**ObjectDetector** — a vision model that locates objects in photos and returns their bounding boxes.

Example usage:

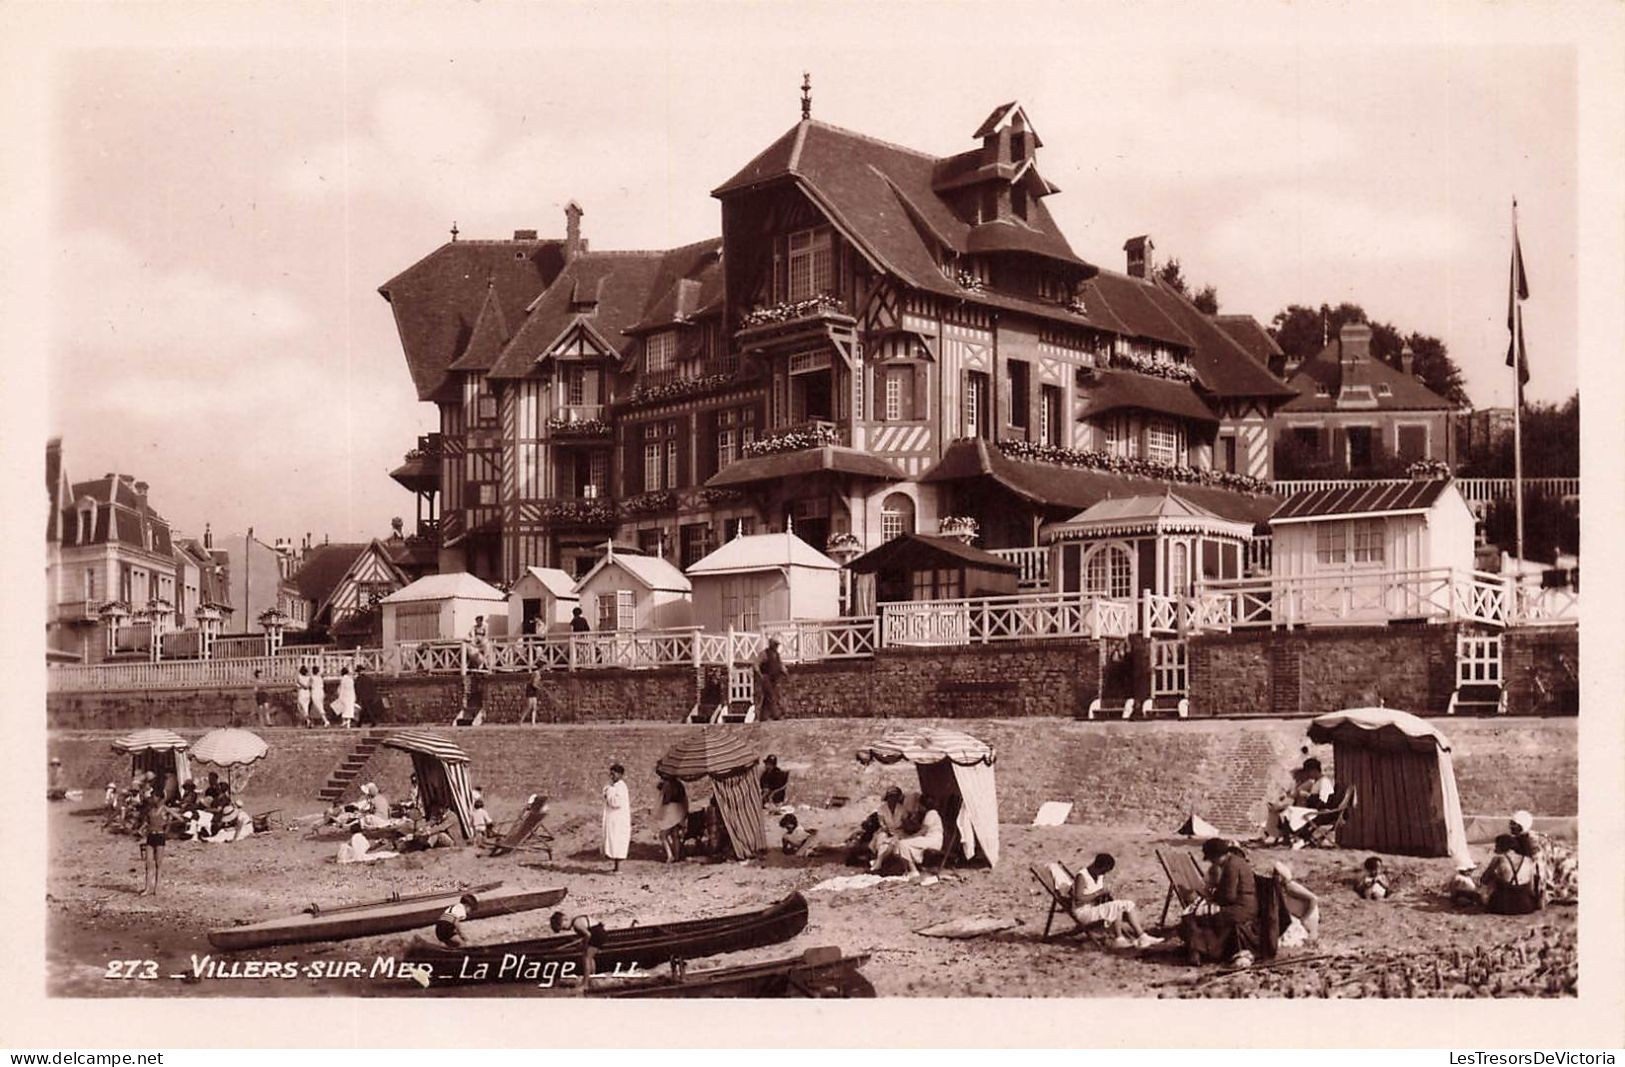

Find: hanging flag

[1506,210,1530,387]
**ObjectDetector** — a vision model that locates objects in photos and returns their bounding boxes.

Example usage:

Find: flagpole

[1511,198,1526,571]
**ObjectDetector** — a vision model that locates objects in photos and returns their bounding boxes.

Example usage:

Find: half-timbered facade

[381,101,1294,588]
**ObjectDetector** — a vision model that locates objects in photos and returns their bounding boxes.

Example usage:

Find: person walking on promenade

[310,663,328,726]
[334,666,358,728]
[253,670,273,727]
[295,666,314,727]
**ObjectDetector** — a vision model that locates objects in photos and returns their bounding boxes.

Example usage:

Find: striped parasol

[656,728,759,781]
[110,728,189,754]
[381,731,470,763]
[191,728,270,768]
[856,727,995,767]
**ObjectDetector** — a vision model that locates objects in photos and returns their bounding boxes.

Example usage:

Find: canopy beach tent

[111,728,190,787]
[856,727,999,867]
[190,728,269,793]
[1306,707,1471,867]
[380,731,477,841]
[655,729,766,860]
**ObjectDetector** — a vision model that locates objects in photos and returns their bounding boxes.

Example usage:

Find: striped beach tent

[382,731,476,841]
[857,727,999,867]
[1307,708,1471,867]
[655,729,765,860]
[111,728,191,786]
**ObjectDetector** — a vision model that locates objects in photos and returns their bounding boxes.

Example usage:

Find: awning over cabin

[1075,370,1219,428]
[705,446,908,489]
[920,438,1279,527]
[1271,479,1452,524]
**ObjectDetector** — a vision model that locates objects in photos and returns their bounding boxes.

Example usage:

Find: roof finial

[800,72,812,121]
[450,220,460,242]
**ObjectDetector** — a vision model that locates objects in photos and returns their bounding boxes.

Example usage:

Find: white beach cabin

[686,531,842,631]
[573,547,693,631]
[507,566,581,635]
[380,572,509,649]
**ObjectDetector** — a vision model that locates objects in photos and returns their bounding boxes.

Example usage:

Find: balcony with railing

[547,406,611,438]
[989,547,1049,591]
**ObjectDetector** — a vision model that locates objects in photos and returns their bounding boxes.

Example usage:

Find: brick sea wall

[49,717,1579,837]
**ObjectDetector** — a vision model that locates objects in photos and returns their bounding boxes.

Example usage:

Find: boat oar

[305,880,504,917]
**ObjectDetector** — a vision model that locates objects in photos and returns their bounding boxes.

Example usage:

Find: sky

[18,3,1600,546]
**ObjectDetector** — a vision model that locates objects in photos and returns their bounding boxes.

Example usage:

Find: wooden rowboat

[592,946,874,998]
[208,882,566,951]
[406,891,809,986]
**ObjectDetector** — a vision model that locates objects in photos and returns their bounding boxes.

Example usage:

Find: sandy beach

[48,785,1576,999]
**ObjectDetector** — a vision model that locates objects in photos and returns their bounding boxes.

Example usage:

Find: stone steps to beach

[315,730,389,804]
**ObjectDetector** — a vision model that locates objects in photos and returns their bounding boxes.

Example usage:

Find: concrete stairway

[316,729,390,805]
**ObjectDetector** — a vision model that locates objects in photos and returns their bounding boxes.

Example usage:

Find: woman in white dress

[295,666,313,727]
[333,667,358,728]
[601,763,631,873]
[309,664,327,725]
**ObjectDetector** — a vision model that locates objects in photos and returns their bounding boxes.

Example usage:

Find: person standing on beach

[601,763,630,873]
[138,793,171,896]
[524,668,543,724]
[253,670,273,727]
[295,666,312,727]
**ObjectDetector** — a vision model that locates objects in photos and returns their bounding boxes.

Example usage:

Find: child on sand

[138,794,171,896]
[435,893,478,947]
[1356,856,1391,899]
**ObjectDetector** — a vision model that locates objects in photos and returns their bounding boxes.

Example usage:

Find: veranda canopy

[1307,707,1470,866]
[111,728,190,786]
[856,727,1000,867]
[381,731,476,841]
[656,729,766,860]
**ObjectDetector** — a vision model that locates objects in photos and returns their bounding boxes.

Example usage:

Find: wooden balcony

[735,296,858,363]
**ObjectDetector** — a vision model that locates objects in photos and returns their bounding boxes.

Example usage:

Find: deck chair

[1156,848,1210,928]
[1030,863,1109,944]
[1304,783,1357,849]
[484,796,554,859]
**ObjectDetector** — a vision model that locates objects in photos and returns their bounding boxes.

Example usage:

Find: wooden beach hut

[686,531,841,632]
[1306,707,1471,866]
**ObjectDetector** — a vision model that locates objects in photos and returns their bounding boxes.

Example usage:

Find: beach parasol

[656,728,758,780]
[855,726,995,767]
[655,729,764,859]
[191,728,270,792]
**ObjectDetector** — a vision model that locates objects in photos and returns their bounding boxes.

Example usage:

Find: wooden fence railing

[879,592,1134,647]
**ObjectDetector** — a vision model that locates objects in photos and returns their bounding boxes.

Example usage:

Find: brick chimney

[1338,322,1372,365]
[1400,343,1415,377]
[1124,235,1154,279]
[565,201,584,262]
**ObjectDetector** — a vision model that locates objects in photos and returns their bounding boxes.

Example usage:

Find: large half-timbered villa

[379,103,1295,590]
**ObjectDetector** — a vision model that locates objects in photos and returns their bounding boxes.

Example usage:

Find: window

[1316,524,1347,565]
[588,452,609,497]
[643,442,663,492]
[879,365,916,421]
[1039,385,1063,447]
[84,567,96,603]
[723,578,762,631]
[1352,520,1385,564]
[1147,419,1179,465]
[597,592,618,632]
[680,523,711,569]
[787,228,833,301]
[478,484,497,506]
[1346,426,1375,469]
[1084,545,1133,598]
[965,371,990,438]
[884,370,903,421]
[880,493,915,541]
[1102,418,1120,455]
[666,436,679,488]
[566,366,585,406]
[645,332,675,374]
[716,427,737,469]
[1293,426,1322,454]
[1218,435,1238,474]
[638,528,664,557]
[1006,360,1030,429]
[911,567,962,601]
[1396,424,1428,462]
[1169,543,1189,597]
[1376,383,1393,397]
[1314,382,1331,397]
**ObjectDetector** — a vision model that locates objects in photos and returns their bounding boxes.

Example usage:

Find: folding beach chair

[1304,783,1358,849]
[1030,863,1109,945]
[484,796,554,859]
[1156,848,1210,928]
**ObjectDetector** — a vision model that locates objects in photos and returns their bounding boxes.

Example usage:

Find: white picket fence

[1192,567,1531,630]
[878,591,1134,647]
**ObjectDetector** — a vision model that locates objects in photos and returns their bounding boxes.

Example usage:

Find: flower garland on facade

[546,416,612,438]
[700,487,749,506]
[622,372,734,410]
[538,499,617,525]
[739,294,847,328]
[1406,458,1453,481]
[955,269,985,292]
[1106,350,1200,383]
[741,423,840,458]
[824,531,862,553]
[937,516,980,542]
[994,438,1272,494]
[620,490,679,516]
[95,600,133,618]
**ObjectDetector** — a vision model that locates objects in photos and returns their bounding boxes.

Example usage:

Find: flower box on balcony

[538,499,618,526]
[1106,350,1200,383]
[620,490,679,516]
[739,294,849,330]
[622,372,735,410]
[742,423,841,458]
[547,417,612,438]
[994,438,1272,494]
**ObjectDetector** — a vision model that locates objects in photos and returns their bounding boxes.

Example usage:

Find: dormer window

[646,331,676,374]
[1377,383,1393,397]
[786,228,833,301]
[1011,185,1028,221]
[76,502,95,544]
[1315,383,1331,397]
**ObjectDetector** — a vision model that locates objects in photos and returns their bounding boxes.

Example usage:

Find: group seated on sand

[106,770,256,844]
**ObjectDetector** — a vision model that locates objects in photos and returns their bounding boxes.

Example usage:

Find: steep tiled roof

[624,240,725,334]
[292,542,371,604]
[61,475,174,555]
[1077,370,1219,427]
[1281,336,1453,412]
[487,242,721,379]
[378,237,568,400]
[1212,314,1284,367]
[1140,280,1296,401]
[447,282,514,373]
[712,120,1091,289]
[1078,271,1192,348]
